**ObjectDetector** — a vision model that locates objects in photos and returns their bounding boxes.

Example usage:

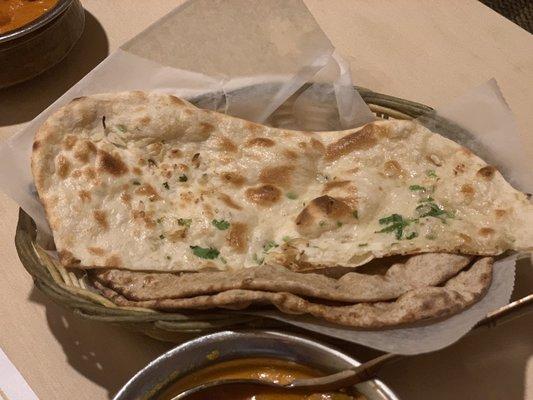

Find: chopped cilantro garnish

[282,236,292,243]
[358,243,368,247]
[416,202,454,221]
[319,220,326,227]
[159,234,165,239]
[426,234,437,240]
[409,185,426,191]
[166,255,171,260]
[220,256,227,264]
[179,174,188,182]
[156,218,163,223]
[377,213,410,240]
[352,210,358,219]
[426,169,438,178]
[212,219,230,230]
[419,197,435,203]
[405,232,418,240]
[163,182,170,190]
[336,221,343,227]
[286,192,298,200]
[132,180,141,185]
[178,218,192,227]
[116,124,127,133]
[263,240,278,252]
[190,246,219,259]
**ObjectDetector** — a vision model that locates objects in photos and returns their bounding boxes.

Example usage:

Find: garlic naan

[32,92,533,271]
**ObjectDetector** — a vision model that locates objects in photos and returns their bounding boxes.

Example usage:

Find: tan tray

[15,85,533,342]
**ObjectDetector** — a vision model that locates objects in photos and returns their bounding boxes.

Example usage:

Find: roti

[31,92,533,272]
[91,256,494,329]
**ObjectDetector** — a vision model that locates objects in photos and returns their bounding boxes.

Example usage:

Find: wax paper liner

[0,0,522,354]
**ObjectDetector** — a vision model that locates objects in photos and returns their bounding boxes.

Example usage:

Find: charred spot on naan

[283,149,299,160]
[479,227,495,237]
[168,229,188,242]
[93,210,109,230]
[246,137,275,147]
[120,192,132,206]
[169,148,182,158]
[309,138,325,154]
[227,222,249,253]
[259,165,294,187]
[88,247,106,256]
[132,210,156,228]
[220,172,246,187]
[454,163,466,175]
[216,136,238,152]
[218,193,242,210]
[325,124,378,161]
[382,160,405,178]
[477,166,497,180]
[73,140,97,163]
[322,181,358,208]
[135,184,161,202]
[494,209,507,218]
[97,150,128,176]
[245,184,282,206]
[105,255,123,268]
[84,167,97,180]
[58,250,81,266]
[62,135,78,150]
[296,195,354,238]
[460,184,475,203]
[56,155,71,179]
[78,190,91,202]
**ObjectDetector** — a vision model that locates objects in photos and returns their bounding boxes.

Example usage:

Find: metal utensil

[171,353,402,399]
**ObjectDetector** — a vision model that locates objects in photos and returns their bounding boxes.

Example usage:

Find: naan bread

[91,257,493,329]
[32,92,532,271]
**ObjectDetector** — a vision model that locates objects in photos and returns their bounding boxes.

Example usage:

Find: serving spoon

[171,352,402,399]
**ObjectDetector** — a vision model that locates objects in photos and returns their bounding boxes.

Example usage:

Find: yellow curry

[158,358,366,400]
[0,0,58,34]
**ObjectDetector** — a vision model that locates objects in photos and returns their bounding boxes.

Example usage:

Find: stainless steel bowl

[0,0,85,88]
[113,330,399,400]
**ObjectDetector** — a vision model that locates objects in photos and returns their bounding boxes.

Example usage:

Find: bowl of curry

[0,0,84,88]
[113,331,399,400]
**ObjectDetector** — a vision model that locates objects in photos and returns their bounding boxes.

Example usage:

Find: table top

[0,1,532,399]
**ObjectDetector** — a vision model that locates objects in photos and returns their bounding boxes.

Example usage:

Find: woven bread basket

[15,85,433,342]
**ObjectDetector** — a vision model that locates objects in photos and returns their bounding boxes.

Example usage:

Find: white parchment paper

[0,0,521,354]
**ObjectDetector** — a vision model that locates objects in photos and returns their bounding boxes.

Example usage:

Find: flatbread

[91,257,493,329]
[32,92,533,271]
[91,253,473,302]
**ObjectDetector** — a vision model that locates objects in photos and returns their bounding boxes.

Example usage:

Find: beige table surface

[1,1,532,399]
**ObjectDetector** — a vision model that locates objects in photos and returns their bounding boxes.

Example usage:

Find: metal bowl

[0,0,85,88]
[113,330,399,400]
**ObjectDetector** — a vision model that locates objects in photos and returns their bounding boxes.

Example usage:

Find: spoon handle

[287,353,403,392]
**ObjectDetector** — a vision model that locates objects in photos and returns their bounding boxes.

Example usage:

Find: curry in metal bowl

[0,0,59,34]
[113,331,398,400]
[158,358,364,400]
[0,0,84,88]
